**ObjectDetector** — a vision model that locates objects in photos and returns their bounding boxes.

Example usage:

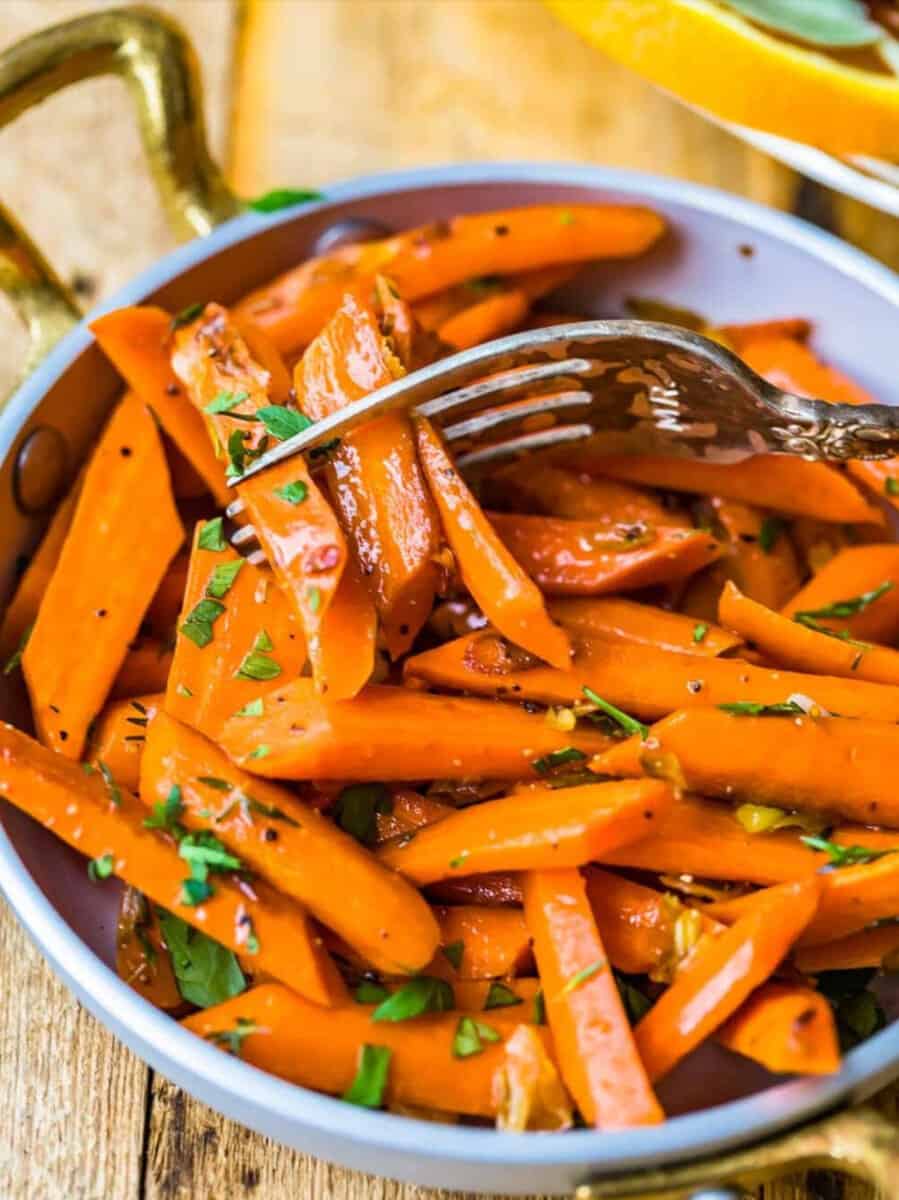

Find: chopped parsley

[235,651,281,682]
[559,958,606,996]
[97,761,122,807]
[253,630,273,652]
[247,745,270,760]
[246,188,323,214]
[484,982,522,1010]
[143,785,186,836]
[204,390,249,415]
[3,623,32,675]
[795,581,893,623]
[448,851,470,870]
[719,700,804,717]
[256,406,313,441]
[451,1016,500,1058]
[157,910,246,1007]
[306,585,322,614]
[274,480,308,505]
[533,746,587,775]
[801,835,893,868]
[87,853,114,882]
[582,686,648,739]
[206,559,244,599]
[246,798,300,827]
[196,776,232,791]
[197,517,226,552]
[758,516,785,555]
[442,940,465,971]
[692,622,709,644]
[355,980,391,1005]
[371,976,454,1023]
[180,597,226,648]
[343,1044,392,1108]
[170,302,204,330]
[233,698,264,718]
[334,783,392,845]
[206,1017,260,1056]
[533,988,546,1026]
[176,683,193,698]
[886,477,899,497]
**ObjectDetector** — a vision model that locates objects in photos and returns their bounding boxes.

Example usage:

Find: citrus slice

[542,0,899,157]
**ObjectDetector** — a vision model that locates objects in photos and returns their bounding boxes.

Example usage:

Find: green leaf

[87,853,114,882]
[886,477,899,498]
[484,982,522,1010]
[448,851,469,870]
[179,832,242,873]
[206,1017,260,1056]
[794,581,893,622]
[248,744,270,760]
[758,516,785,555]
[181,877,214,906]
[533,746,587,775]
[198,517,226,552]
[97,761,122,808]
[170,302,204,330]
[559,958,606,996]
[692,622,709,645]
[157,910,246,1007]
[254,629,273,652]
[246,797,300,827]
[274,480,309,505]
[442,940,465,970]
[204,390,249,415]
[143,785,185,835]
[451,1016,500,1058]
[196,776,232,791]
[256,406,314,441]
[372,976,454,1023]
[247,188,324,214]
[582,687,648,739]
[3,622,32,675]
[233,698,264,718]
[180,598,226,648]
[306,585,322,614]
[342,1044,391,1108]
[533,988,546,1026]
[235,651,281,682]
[720,0,882,47]
[176,683,193,698]
[206,559,244,599]
[334,783,392,844]
[801,835,894,868]
[719,700,804,717]
[354,980,391,1005]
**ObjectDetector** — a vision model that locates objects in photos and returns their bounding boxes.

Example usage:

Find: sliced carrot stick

[23,392,183,757]
[794,924,899,973]
[298,290,440,657]
[374,791,454,843]
[549,596,742,657]
[597,706,899,829]
[110,639,174,700]
[87,693,162,792]
[90,308,229,504]
[438,290,529,350]
[716,983,839,1076]
[429,907,533,980]
[414,265,578,336]
[416,419,570,668]
[144,552,190,642]
[489,512,722,595]
[719,318,813,352]
[781,545,899,643]
[720,579,899,686]
[141,711,439,974]
[378,779,672,886]
[0,474,80,662]
[569,453,883,525]
[0,720,344,1005]
[633,878,821,1082]
[184,983,550,1117]
[235,204,666,353]
[708,497,801,610]
[404,628,899,721]
[219,678,610,781]
[523,868,663,1127]
[116,885,182,1011]
[165,523,306,740]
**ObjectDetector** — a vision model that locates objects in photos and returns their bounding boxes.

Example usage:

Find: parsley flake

[3,623,32,675]
[180,597,226,648]
[274,480,309,505]
[207,559,244,599]
[248,745,270,760]
[886,477,899,497]
[801,835,894,868]
[97,761,122,807]
[795,581,893,623]
[157,910,246,1007]
[87,853,114,882]
[582,687,648,739]
[484,982,522,1010]
[559,958,606,996]
[235,651,281,682]
[206,1017,259,1056]
[170,302,204,330]
[442,940,465,971]
[719,700,804,717]
[197,517,226,552]
[533,746,587,775]
[355,980,390,1005]
[372,976,454,1023]
[343,1044,392,1108]
[204,390,249,415]
[334,783,392,845]
[143,785,185,835]
[692,622,709,644]
[452,1016,500,1058]
[246,188,323,214]
[758,516,785,555]
[306,586,322,614]
[233,698,264,718]
[256,406,313,441]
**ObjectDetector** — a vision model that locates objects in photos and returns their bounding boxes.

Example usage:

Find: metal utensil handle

[575,1105,899,1198]
[0,6,241,386]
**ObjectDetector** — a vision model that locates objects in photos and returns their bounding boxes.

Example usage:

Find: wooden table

[1,2,896,1196]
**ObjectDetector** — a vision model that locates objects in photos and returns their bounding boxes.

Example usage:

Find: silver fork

[226,319,899,553]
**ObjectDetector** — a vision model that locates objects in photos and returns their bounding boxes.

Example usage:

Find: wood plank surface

[2,1,897,1198]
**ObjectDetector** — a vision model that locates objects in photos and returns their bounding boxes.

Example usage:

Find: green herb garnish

[886,477,899,498]
[448,851,470,870]
[484,982,522,1010]
[246,798,300,827]
[442,940,465,971]
[3,623,32,675]
[235,651,281,682]
[143,785,185,835]
[207,559,244,599]
[233,698,264,718]
[451,1016,500,1058]
[692,622,709,644]
[196,776,232,791]
[204,390,249,415]
[206,1017,259,1056]
[247,745,270,760]
[533,988,546,1025]
[180,597,226,648]
[157,910,246,1007]
[795,581,893,623]
[616,973,653,1024]
[342,1044,392,1108]
[176,683,194,698]
[801,835,893,868]
[533,746,588,775]
[246,188,323,214]
[97,761,122,807]
[582,687,648,739]
[256,406,314,441]
[334,783,392,845]
[371,976,455,1023]
[355,980,391,1006]
[559,958,606,996]
[306,585,322,614]
[197,517,226,552]
[170,302,204,330]
[758,516,785,555]
[274,480,309,505]
[719,700,804,717]
[87,853,114,882]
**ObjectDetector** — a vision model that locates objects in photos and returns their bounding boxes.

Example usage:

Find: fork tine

[442,389,592,443]
[417,358,593,424]
[226,497,245,520]
[455,424,595,470]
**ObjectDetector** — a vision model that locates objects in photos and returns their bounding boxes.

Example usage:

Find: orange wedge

[543,0,899,158]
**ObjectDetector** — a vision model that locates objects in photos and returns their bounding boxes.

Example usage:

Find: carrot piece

[378,780,673,886]
[602,794,826,884]
[487,460,687,527]
[720,579,899,686]
[144,552,190,642]
[429,906,533,979]
[549,596,742,657]
[90,308,229,504]
[219,678,610,781]
[142,711,439,974]
[404,628,899,721]
[794,924,899,973]
[233,314,293,405]
[116,885,182,1011]
[634,878,821,1082]
[523,868,663,1127]
[183,982,550,1117]
[298,291,440,657]
[414,265,579,335]
[165,524,306,740]
[110,639,174,700]
[570,453,884,525]
[0,720,344,1005]
[719,318,813,352]
[416,418,570,667]
[598,706,899,829]
[781,545,899,643]
[489,513,722,595]
[438,290,530,350]
[716,983,839,1076]
[23,392,183,757]
[708,498,801,610]
[87,693,162,792]
[427,873,524,908]
[235,204,666,353]
[374,790,454,843]
[0,475,80,663]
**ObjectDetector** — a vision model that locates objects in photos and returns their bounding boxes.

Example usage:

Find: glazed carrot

[116,885,182,1011]
[374,791,454,843]
[0,721,344,1005]
[416,419,569,668]
[602,794,826,884]
[708,498,801,610]
[110,639,174,700]
[404,628,899,721]
[598,706,899,829]
[523,868,663,1127]
[633,878,821,1082]
[719,318,812,352]
[549,597,742,657]
[219,678,610,781]
[720,580,899,686]
[414,265,579,335]
[165,524,306,740]
[487,461,686,527]
[90,308,229,504]
[430,907,533,979]
[489,512,722,595]
[184,983,550,1117]
[87,693,162,792]
[235,204,666,353]
[298,291,441,657]
[716,983,839,1076]
[794,924,899,973]
[569,453,883,525]
[781,545,899,643]
[0,475,80,663]
[427,873,524,908]
[144,552,190,642]
[233,314,293,406]
[23,392,183,757]
[378,779,673,886]
[141,711,440,974]
[438,289,530,350]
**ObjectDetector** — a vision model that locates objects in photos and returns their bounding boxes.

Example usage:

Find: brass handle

[0,6,241,384]
[574,1105,899,1199]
